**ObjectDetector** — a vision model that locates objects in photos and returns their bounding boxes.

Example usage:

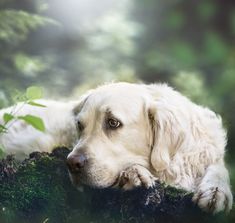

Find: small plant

[0,86,46,158]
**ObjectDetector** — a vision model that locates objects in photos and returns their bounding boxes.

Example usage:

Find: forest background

[0,0,235,188]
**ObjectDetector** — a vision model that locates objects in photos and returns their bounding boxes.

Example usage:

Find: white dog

[0,82,233,214]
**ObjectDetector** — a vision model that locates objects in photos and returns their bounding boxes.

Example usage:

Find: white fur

[0,100,77,159]
[0,82,233,213]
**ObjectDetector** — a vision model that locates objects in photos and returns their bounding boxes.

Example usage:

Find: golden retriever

[0,82,233,214]
[67,82,233,214]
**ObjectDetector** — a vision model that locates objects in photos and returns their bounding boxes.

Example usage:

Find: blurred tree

[0,0,56,104]
[131,0,235,81]
[131,0,235,158]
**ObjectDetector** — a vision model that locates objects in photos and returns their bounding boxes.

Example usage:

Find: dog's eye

[108,118,121,129]
[77,121,84,132]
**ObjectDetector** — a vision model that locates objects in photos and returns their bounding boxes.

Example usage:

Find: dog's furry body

[0,82,233,213]
[0,100,77,159]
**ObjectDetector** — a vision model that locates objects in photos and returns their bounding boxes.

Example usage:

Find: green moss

[165,185,190,198]
[0,148,233,223]
[0,151,70,223]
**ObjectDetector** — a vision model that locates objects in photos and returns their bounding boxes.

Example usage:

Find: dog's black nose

[66,154,87,173]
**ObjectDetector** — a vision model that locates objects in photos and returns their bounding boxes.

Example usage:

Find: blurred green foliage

[0,86,45,157]
[0,9,55,43]
[0,0,234,191]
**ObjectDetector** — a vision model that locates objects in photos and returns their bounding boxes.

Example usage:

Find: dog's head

[67,82,182,188]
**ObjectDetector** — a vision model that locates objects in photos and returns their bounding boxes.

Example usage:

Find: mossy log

[0,148,234,223]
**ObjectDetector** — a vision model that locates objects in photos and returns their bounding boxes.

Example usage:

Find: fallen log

[0,147,233,223]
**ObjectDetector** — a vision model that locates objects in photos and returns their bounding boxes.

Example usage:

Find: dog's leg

[193,163,233,214]
[117,164,157,190]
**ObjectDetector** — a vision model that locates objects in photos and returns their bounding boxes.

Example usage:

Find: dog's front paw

[193,186,233,214]
[118,164,157,190]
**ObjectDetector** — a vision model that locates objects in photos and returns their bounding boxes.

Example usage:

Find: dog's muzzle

[66,153,87,174]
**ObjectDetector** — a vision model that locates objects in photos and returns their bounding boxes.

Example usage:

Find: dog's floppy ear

[148,100,185,171]
[72,90,94,115]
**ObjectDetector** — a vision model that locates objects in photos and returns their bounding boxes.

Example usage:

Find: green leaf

[12,90,27,103]
[27,101,46,107]
[0,124,7,133]
[26,86,43,100]
[18,115,45,132]
[0,145,4,159]
[3,113,14,124]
